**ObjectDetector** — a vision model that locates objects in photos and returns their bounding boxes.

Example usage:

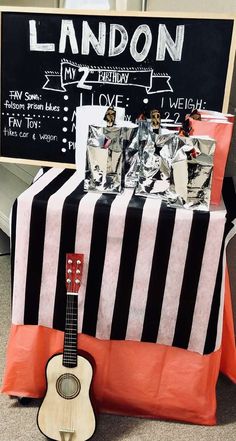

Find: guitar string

[68,273,78,433]
[65,283,72,433]
[65,259,80,434]
[73,291,77,433]
[66,288,70,433]
[67,292,71,433]
[74,291,78,434]
[69,292,74,433]
[68,291,74,433]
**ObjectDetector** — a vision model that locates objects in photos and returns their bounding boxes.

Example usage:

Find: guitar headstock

[65,253,84,294]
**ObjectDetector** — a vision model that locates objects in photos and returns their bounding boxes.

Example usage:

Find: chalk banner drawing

[0,10,234,165]
[44,61,173,94]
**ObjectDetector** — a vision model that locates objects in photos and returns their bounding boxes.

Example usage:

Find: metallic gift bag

[135,132,176,196]
[169,136,216,210]
[135,134,215,211]
[124,119,155,188]
[124,110,162,188]
[84,125,125,194]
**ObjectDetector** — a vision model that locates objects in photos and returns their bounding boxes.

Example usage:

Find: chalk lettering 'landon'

[29,20,185,63]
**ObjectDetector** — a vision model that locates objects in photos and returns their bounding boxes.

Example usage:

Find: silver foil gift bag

[124,109,162,188]
[135,132,176,196]
[84,125,125,194]
[169,136,216,210]
[135,134,215,210]
[124,118,158,188]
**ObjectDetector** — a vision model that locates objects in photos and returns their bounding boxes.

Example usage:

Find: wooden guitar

[37,253,96,441]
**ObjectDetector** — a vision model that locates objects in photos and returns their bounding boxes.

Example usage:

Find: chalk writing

[29,19,185,63]
[44,61,173,94]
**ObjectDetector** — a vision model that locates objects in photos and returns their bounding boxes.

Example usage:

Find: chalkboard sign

[0,7,236,167]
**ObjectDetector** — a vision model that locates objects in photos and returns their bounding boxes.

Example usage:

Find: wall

[147,0,236,13]
[0,163,39,235]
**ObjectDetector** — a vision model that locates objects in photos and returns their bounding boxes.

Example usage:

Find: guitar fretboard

[63,293,78,368]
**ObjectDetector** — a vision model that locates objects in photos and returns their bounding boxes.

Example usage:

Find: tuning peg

[76,259,81,265]
[66,278,71,283]
[76,269,81,274]
[75,279,80,284]
[67,269,72,274]
[68,259,72,264]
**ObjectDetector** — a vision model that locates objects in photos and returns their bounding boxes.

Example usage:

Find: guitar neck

[63,293,78,368]
[63,253,83,368]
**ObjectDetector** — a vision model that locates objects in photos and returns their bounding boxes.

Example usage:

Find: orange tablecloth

[2,269,236,425]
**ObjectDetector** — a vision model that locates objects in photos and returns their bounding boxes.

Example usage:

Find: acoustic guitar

[37,253,96,441]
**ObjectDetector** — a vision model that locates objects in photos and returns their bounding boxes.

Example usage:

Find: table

[1,169,236,425]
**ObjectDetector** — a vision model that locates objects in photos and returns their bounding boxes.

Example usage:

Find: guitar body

[37,353,96,441]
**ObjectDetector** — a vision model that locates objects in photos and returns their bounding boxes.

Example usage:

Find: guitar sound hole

[56,373,81,399]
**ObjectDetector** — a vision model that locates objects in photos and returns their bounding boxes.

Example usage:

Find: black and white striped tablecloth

[10,168,235,355]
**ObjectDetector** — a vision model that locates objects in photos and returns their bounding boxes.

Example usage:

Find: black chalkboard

[0,8,235,166]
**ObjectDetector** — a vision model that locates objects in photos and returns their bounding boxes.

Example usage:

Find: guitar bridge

[59,429,75,441]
